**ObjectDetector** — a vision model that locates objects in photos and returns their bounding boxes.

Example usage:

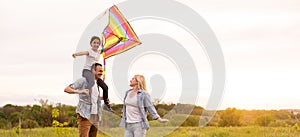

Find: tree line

[1,99,300,129]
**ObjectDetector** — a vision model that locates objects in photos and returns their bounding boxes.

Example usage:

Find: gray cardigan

[119,89,160,130]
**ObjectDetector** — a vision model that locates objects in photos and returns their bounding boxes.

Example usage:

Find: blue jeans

[124,122,146,137]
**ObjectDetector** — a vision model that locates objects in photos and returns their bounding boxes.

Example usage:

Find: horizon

[1,99,299,111]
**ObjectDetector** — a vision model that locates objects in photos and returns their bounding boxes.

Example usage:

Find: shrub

[219,108,243,127]
[268,120,288,127]
[254,114,275,126]
[21,119,39,128]
[293,123,299,130]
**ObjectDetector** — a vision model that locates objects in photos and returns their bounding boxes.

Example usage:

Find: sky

[0,0,299,110]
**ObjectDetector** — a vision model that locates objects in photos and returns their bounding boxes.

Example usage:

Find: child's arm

[72,51,89,58]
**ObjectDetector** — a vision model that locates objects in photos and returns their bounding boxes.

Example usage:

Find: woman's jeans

[124,122,146,137]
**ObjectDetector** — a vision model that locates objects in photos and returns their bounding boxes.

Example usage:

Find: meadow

[2,102,300,136]
[1,126,300,137]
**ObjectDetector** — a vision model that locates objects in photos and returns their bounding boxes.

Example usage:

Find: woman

[120,75,169,137]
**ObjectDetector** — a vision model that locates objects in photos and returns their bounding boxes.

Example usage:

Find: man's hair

[91,63,102,70]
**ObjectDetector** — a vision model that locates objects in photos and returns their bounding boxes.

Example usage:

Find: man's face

[94,65,103,80]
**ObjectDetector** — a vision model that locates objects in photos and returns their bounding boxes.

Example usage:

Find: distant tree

[39,106,52,127]
[254,114,275,126]
[268,120,288,127]
[111,104,123,115]
[174,104,195,114]
[37,99,49,108]
[296,113,300,120]
[153,98,161,106]
[31,105,41,124]
[21,119,39,128]
[219,108,243,126]
[190,106,204,116]
[273,110,290,120]
[9,112,21,127]
[157,108,167,117]
[181,115,200,126]
[0,118,11,129]
[156,104,175,112]
[3,104,16,118]
[0,111,6,119]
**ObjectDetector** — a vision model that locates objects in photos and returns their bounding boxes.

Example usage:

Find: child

[72,36,121,112]
[72,36,123,87]
[72,36,102,88]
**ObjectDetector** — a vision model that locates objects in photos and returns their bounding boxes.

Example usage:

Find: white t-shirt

[125,91,142,123]
[91,80,100,114]
[84,48,101,70]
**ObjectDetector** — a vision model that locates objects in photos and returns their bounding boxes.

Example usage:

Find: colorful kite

[100,5,141,80]
[102,5,141,59]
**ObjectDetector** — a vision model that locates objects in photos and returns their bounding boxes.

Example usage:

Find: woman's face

[91,39,100,51]
[129,76,138,87]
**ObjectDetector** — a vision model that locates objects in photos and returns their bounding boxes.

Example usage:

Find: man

[64,63,112,137]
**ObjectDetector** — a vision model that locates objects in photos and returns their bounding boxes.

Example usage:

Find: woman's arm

[144,92,169,123]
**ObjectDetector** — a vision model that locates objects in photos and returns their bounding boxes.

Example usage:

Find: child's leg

[82,69,95,89]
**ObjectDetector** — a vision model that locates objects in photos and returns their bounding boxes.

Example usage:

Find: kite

[100,5,141,80]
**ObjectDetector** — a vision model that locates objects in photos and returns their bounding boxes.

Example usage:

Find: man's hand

[74,89,89,95]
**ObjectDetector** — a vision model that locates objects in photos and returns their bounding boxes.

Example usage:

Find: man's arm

[64,86,89,95]
[64,78,89,95]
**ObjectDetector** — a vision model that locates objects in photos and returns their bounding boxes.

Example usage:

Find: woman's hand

[157,117,169,123]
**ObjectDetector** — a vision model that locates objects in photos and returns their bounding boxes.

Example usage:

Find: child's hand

[72,54,76,58]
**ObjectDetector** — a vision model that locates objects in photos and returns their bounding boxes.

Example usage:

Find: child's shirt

[84,48,101,70]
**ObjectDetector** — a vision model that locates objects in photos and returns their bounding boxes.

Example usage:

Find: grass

[165,126,300,137]
[0,126,300,137]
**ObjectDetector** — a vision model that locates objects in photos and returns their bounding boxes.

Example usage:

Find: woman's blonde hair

[134,75,147,91]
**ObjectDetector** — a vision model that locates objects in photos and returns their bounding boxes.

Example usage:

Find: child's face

[91,39,100,50]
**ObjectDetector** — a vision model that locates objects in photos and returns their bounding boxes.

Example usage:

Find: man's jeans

[77,114,98,137]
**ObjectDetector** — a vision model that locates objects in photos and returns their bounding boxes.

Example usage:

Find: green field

[1,126,300,137]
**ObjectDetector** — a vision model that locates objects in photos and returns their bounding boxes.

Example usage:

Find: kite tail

[103,57,106,81]
[101,34,106,81]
